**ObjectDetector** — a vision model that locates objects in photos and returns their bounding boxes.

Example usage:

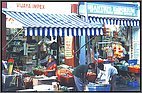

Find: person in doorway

[72,63,96,91]
[45,55,57,77]
[97,63,118,91]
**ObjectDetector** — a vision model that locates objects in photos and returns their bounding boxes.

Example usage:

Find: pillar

[64,4,78,67]
[79,36,86,65]
[2,2,7,60]
[2,13,6,60]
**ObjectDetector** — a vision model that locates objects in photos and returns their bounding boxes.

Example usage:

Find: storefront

[79,2,140,62]
[2,9,103,62]
[78,2,140,91]
[2,2,104,66]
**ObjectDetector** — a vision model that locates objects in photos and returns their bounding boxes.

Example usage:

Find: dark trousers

[110,74,117,91]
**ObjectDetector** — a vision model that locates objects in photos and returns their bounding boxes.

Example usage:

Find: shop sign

[6,2,71,14]
[6,2,46,12]
[65,37,73,59]
[79,2,138,17]
[16,3,45,9]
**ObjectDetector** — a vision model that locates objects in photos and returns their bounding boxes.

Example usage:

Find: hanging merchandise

[86,71,96,82]
[113,43,123,58]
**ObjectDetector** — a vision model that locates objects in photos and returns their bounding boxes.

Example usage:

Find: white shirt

[97,64,118,83]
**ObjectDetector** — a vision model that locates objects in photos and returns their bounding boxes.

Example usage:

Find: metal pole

[85,2,91,63]
[2,28,24,51]
[79,2,88,65]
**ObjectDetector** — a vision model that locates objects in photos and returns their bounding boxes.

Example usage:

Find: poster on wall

[65,37,73,59]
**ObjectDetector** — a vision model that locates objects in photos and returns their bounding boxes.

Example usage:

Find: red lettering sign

[16,3,45,9]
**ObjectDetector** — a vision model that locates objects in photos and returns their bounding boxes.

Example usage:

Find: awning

[81,16,140,26]
[2,10,103,36]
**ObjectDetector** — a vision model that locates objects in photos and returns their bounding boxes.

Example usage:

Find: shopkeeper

[72,63,96,91]
[45,55,57,77]
[97,63,118,91]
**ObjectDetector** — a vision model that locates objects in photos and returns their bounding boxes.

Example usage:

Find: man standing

[97,63,118,91]
[72,63,96,91]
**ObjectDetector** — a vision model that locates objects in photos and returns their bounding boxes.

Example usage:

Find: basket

[23,77,33,89]
[60,74,75,87]
[86,74,96,82]
[56,69,72,81]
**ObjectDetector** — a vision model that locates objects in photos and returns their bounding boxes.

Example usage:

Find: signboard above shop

[6,2,72,14]
[79,2,138,17]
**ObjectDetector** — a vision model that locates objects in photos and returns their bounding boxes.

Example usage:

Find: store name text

[16,3,45,9]
[87,4,136,16]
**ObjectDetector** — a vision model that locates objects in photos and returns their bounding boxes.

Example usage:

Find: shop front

[78,2,140,91]
[79,2,140,60]
[2,8,104,91]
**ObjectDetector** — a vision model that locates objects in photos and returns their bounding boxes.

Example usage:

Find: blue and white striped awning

[2,10,103,36]
[81,16,140,26]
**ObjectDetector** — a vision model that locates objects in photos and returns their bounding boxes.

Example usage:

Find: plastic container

[88,84,111,91]
[128,59,137,65]
[127,81,139,88]
[132,81,139,87]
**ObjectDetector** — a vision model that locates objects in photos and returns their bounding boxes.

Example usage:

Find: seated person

[45,55,57,77]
